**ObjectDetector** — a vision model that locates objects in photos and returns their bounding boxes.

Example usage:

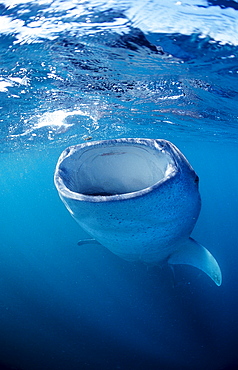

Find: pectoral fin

[78,239,101,246]
[168,237,222,286]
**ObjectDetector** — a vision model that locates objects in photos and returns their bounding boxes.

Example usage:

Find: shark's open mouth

[57,139,175,197]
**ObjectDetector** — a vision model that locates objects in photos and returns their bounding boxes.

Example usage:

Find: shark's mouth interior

[60,143,175,196]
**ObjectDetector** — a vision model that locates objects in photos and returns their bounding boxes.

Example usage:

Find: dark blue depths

[0,1,238,369]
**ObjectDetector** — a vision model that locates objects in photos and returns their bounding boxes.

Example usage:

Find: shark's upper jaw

[56,138,175,199]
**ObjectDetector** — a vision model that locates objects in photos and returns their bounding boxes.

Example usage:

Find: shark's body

[54,138,222,286]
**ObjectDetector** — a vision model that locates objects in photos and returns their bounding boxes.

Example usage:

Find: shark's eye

[194,175,199,184]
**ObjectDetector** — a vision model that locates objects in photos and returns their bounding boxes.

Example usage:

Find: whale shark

[54,138,222,286]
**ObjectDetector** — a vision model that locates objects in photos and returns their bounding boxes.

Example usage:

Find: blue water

[0,1,238,369]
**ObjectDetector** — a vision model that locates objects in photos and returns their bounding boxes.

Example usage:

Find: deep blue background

[0,141,237,370]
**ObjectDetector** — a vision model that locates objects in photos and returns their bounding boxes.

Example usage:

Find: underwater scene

[0,0,238,369]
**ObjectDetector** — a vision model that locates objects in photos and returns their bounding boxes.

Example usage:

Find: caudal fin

[168,237,222,286]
